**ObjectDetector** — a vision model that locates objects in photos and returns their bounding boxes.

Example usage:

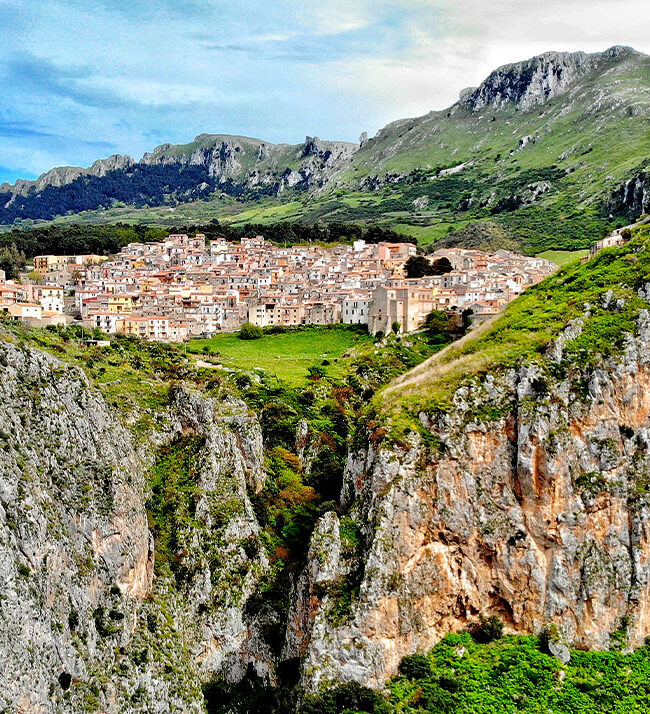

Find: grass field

[187,326,373,385]
[537,249,589,265]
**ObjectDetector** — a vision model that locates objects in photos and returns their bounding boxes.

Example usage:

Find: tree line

[0,220,415,277]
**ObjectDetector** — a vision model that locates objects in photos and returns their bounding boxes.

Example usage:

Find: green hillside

[379,222,650,433]
[3,47,649,254]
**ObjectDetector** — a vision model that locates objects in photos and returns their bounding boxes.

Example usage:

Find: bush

[399,653,431,679]
[239,322,263,340]
[299,681,386,714]
[539,623,562,653]
[471,614,504,643]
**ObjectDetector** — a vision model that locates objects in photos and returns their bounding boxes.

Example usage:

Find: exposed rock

[295,314,650,690]
[548,640,571,664]
[4,155,135,197]
[458,86,478,102]
[0,341,270,712]
[412,196,430,211]
[463,47,636,111]
[607,169,650,218]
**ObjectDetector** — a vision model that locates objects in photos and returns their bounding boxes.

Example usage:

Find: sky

[1,0,648,185]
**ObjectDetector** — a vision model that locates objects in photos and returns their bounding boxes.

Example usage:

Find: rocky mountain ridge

[1,45,648,236]
[460,46,631,111]
[1,135,358,199]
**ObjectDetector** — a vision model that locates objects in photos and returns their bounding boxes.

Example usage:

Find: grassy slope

[538,249,589,266]
[379,225,650,428]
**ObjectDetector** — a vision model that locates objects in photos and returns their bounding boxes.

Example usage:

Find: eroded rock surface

[295,316,650,690]
[0,342,269,712]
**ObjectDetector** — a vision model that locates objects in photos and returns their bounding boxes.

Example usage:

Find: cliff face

[462,46,634,111]
[0,341,270,712]
[140,134,358,194]
[607,169,650,218]
[6,269,650,707]
[293,311,650,690]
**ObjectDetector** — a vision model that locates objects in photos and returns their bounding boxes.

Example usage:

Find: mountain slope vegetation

[2,46,649,254]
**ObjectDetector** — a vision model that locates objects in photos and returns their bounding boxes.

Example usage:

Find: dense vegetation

[0,221,414,264]
[226,327,446,568]
[300,632,650,714]
[0,163,229,224]
[0,223,168,259]
[164,220,415,245]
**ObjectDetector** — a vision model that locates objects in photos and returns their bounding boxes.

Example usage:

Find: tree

[429,257,453,275]
[0,245,26,279]
[391,321,401,334]
[424,309,451,336]
[238,322,263,340]
[405,255,453,278]
[404,255,432,278]
[399,654,430,679]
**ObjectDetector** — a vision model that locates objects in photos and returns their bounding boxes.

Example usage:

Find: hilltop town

[0,233,555,341]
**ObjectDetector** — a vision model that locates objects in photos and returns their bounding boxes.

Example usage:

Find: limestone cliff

[462,46,634,111]
[291,311,650,690]
[607,168,650,219]
[0,340,270,712]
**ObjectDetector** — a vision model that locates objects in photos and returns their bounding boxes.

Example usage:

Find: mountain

[3,218,650,712]
[2,45,649,253]
[0,134,357,224]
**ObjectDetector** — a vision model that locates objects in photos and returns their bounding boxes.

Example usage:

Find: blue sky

[1,0,648,185]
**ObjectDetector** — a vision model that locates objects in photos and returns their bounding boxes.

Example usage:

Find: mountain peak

[462,46,640,111]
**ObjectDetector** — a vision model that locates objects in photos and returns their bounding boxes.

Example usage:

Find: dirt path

[382,314,500,396]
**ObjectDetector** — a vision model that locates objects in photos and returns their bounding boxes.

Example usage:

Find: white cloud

[311,0,650,133]
[292,0,377,35]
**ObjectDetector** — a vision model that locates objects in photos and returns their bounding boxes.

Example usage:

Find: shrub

[299,681,386,714]
[399,653,431,679]
[539,622,562,653]
[239,322,263,340]
[472,614,504,643]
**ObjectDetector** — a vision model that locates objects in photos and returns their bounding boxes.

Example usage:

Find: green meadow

[187,326,373,386]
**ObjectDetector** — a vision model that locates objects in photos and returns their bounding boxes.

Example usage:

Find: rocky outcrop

[2,155,135,197]
[463,46,636,111]
[294,312,650,690]
[0,341,270,712]
[607,169,650,218]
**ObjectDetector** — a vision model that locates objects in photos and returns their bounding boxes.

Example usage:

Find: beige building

[368,283,438,334]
